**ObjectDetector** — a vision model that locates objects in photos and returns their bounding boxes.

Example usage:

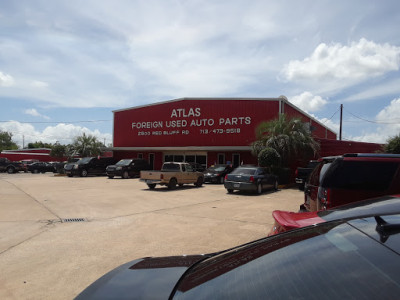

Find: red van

[301,153,400,212]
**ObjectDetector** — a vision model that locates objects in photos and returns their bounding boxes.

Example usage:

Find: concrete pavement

[0,173,303,299]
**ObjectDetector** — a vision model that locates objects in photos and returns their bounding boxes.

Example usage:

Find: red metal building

[112,97,337,170]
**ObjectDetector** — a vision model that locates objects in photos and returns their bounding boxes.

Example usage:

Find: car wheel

[108,175,114,179]
[227,189,234,194]
[81,169,88,177]
[122,171,130,179]
[257,183,262,194]
[147,184,156,190]
[7,167,15,174]
[168,178,177,189]
[219,177,224,184]
[273,180,279,191]
[195,177,203,187]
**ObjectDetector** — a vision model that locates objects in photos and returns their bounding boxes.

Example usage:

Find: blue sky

[1,0,400,147]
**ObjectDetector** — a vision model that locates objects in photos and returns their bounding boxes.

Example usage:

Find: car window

[162,164,180,171]
[308,161,333,185]
[231,168,256,175]
[186,165,194,172]
[323,161,399,190]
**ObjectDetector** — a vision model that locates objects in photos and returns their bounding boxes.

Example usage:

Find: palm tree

[71,133,103,157]
[252,114,319,167]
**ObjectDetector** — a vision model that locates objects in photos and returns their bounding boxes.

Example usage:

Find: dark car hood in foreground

[76,215,400,299]
[75,255,208,299]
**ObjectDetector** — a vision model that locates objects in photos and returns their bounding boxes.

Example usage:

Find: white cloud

[281,38,400,85]
[376,98,400,121]
[0,71,14,86]
[0,122,112,148]
[24,108,50,120]
[289,92,328,112]
[350,98,400,143]
[342,78,400,102]
[30,80,49,88]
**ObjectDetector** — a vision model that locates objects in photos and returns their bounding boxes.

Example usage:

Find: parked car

[224,165,278,194]
[140,162,204,189]
[203,164,233,184]
[20,159,40,172]
[302,153,400,212]
[188,162,206,172]
[76,210,400,299]
[0,157,25,173]
[27,162,56,173]
[295,160,318,190]
[64,157,117,177]
[106,159,151,179]
[270,194,400,235]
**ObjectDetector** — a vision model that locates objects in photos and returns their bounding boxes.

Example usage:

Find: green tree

[384,134,400,154]
[70,133,103,157]
[252,114,319,167]
[0,130,19,151]
[27,141,53,149]
[50,143,68,158]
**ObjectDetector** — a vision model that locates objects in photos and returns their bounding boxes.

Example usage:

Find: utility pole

[339,104,343,141]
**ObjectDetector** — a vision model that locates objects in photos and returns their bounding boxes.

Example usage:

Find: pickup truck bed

[140,162,204,189]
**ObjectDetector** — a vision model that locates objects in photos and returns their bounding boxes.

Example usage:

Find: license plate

[234,183,240,188]
[146,180,158,184]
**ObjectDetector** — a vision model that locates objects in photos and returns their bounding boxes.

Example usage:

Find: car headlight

[73,164,79,169]
[116,167,122,170]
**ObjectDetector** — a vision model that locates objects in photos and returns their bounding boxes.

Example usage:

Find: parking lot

[0,172,303,299]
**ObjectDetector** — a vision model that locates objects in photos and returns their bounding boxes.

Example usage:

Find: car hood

[75,255,207,299]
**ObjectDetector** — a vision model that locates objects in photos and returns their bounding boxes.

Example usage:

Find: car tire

[122,171,129,179]
[257,183,262,194]
[147,184,156,190]
[273,180,278,191]
[227,189,233,194]
[7,167,15,174]
[168,178,177,189]
[81,169,88,177]
[195,177,203,187]
[108,175,114,179]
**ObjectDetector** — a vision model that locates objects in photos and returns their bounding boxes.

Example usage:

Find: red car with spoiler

[269,195,400,235]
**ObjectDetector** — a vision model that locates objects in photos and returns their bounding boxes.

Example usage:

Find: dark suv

[106,158,151,179]
[301,153,400,212]
[65,157,117,177]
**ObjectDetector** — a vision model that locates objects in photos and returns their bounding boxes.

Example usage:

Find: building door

[149,153,155,170]
[233,154,240,168]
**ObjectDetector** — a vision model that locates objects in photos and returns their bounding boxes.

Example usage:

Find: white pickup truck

[140,162,204,190]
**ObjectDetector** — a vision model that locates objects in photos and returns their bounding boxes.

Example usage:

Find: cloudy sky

[1,0,400,147]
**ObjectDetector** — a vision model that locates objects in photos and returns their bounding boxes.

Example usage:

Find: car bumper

[107,170,123,177]
[224,181,256,192]
[204,176,219,183]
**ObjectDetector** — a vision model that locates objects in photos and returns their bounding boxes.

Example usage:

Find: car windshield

[207,166,226,172]
[116,159,133,166]
[77,157,93,164]
[231,168,256,175]
[173,218,400,299]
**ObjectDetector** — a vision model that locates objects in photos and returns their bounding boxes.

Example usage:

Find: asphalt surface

[0,172,304,299]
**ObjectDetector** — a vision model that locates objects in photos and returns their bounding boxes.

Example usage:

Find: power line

[345,109,400,125]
